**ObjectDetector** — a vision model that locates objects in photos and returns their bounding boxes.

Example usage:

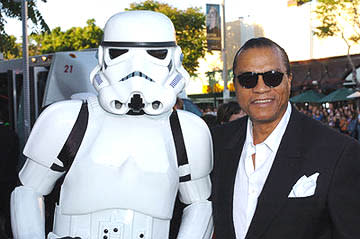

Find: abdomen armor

[54,110,179,238]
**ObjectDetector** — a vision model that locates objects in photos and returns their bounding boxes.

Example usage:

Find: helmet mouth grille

[128,94,145,112]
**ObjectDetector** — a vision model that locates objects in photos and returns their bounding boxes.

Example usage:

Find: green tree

[1,34,21,59]
[30,19,103,55]
[0,0,49,59]
[305,0,360,84]
[126,0,207,77]
[313,0,360,43]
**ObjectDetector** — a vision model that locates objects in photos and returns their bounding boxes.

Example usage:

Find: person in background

[174,97,184,110]
[334,112,341,131]
[339,115,349,134]
[347,112,358,139]
[0,120,18,239]
[357,110,360,141]
[312,109,323,121]
[216,101,246,124]
[203,105,217,116]
[201,114,217,128]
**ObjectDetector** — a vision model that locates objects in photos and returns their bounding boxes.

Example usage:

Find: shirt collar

[246,102,292,152]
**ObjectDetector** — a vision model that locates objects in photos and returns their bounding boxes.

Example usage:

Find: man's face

[234,47,291,125]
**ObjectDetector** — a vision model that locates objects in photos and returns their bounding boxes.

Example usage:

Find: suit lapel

[245,109,305,239]
[214,117,247,237]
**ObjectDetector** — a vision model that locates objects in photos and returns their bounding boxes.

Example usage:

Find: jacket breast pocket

[284,195,324,215]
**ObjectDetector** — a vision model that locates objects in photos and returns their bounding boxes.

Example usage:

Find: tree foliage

[0,0,49,58]
[1,34,21,59]
[126,0,207,76]
[311,0,360,83]
[313,0,360,45]
[3,0,207,77]
[30,19,103,55]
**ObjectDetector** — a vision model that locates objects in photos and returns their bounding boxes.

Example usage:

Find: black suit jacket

[211,106,360,239]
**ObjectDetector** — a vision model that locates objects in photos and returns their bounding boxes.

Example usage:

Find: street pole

[309,1,314,59]
[21,0,31,141]
[221,0,230,102]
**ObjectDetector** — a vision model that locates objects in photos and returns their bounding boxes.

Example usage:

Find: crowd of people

[198,101,360,141]
[295,103,360,140]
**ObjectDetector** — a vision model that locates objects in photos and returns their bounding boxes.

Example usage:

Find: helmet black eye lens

[109,49,129,59]
[147,49,168,60]
[237,71,284,89]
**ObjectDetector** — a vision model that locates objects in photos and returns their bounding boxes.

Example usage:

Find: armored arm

[176,111,213,239]
[11,100,84,239]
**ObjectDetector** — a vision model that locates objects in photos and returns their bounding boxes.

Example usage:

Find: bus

[0,49,98,162]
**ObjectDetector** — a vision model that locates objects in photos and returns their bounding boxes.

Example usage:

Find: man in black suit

[211,37,360,239]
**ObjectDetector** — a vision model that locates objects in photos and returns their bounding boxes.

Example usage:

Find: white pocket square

[288,172,319,198]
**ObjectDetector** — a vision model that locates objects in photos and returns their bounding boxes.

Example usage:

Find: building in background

[189,0,360,96]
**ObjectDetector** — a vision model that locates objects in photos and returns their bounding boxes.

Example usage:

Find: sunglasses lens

[263,71,284,87]
[237,73,258,88]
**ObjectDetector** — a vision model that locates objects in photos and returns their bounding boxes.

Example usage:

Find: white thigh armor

[11,97,213,239]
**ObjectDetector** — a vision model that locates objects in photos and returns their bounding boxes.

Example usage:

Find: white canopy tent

[347,91,360,99]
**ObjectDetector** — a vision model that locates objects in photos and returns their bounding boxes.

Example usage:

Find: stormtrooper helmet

[90,10,190,115]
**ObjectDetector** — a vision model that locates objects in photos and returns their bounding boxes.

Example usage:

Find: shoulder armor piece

[23,100,84,168]
[176,110,213,179]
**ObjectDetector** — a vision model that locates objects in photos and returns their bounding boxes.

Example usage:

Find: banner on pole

[206,4,221,51]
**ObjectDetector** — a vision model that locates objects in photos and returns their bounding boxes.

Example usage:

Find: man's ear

[286,73,292,98]
[287,73,292,88]
[233,69,238,89]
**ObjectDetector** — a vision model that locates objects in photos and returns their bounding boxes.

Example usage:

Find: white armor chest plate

[59,111,179,219]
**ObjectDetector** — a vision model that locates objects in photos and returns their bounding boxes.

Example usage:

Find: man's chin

[248,107,287,125]
[248,113,280,125]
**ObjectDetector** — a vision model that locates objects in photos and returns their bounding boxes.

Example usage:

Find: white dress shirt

[233,103,292,239]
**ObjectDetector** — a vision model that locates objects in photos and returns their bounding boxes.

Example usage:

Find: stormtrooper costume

[10,11,213,239]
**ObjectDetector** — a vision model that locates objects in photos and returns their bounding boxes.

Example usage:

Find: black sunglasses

[236,70,284,89]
